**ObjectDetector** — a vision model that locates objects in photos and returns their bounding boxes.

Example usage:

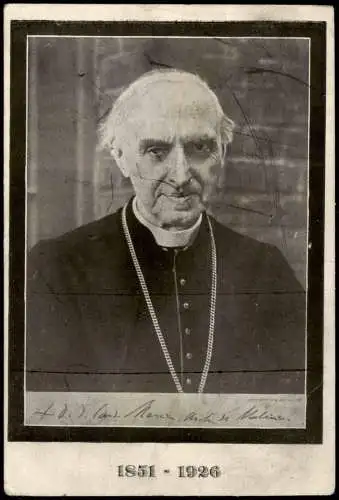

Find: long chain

[121,203,217,393]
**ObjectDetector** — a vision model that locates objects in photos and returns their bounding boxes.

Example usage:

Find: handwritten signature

[29,398,290,425]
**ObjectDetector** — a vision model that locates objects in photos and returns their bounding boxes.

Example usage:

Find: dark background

[27,36,309,287]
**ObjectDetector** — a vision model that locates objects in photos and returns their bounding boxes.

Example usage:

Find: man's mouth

[162,193,198,210]
[167,194,193,203]
[169,194,190,199]
[164,192,197,199]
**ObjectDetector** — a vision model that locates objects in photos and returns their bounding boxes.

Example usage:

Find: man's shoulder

[29,207,124,263]
[211,215,275,256]
[210,215,303,291]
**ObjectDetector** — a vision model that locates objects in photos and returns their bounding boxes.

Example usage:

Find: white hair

[98,68,235,151]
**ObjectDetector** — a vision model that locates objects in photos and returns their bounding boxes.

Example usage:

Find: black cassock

[27,198,306,393]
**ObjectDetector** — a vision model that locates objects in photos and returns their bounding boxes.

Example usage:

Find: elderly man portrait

[26,67,306,394]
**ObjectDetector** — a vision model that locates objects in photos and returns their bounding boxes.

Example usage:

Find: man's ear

[110,143,129,178]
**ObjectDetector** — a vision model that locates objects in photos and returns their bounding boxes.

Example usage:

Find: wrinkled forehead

[124,80,222,141]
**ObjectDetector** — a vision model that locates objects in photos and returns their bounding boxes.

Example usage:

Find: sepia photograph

[24,35,309,427]
[4,5,334,497]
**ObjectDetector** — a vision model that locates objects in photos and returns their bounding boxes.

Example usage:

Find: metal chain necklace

[121,203,217,393]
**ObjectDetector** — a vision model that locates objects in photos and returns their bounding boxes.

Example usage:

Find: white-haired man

[27,69,305,394]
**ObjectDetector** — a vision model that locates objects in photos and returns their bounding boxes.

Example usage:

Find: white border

[28,35,310,38]
[305,37,311,402]
[4,5,334,496]
[2,4,334,22]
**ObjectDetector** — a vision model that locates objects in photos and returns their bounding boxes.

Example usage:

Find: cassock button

[186,352,192,360]
[185,327,191,335]
[183,302,190,310]
[179,278,186,286]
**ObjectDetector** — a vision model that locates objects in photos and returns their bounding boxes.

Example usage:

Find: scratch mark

[245,67,309,88]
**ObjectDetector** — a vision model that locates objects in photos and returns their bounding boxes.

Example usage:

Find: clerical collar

[132,197,202,249]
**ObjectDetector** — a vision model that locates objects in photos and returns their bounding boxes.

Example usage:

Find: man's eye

[196,143,209,152]
[146,147,168,160]
[188,141,214,155]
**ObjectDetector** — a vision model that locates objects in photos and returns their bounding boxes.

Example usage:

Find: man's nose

[168,146,191,188]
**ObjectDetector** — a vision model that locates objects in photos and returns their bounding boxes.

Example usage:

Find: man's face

[117,80,225,230]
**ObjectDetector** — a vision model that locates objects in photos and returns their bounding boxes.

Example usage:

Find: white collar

[132,197,202,249]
